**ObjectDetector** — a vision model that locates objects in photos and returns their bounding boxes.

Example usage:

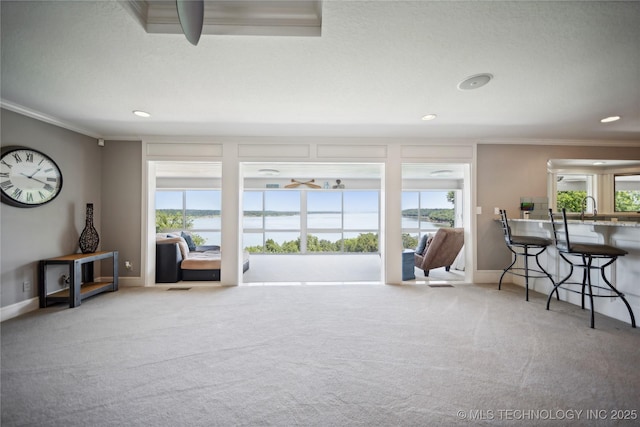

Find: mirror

[547,159,640,215]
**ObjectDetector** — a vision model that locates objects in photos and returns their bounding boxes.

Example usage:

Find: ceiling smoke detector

[457,73,493,91]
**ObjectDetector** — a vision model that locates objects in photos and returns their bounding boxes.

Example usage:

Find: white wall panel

[401,145,473,159]
[317,144,387,158]
[238,144,310,158]
[147,143,223,157]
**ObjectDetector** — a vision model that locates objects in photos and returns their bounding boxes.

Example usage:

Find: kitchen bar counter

[509,218,640,227]
[499,218,640,326]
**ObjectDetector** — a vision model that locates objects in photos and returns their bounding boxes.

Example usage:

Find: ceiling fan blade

[176,0,204,46]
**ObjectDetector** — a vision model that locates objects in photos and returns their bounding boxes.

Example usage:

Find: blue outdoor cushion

[416,234,429,255]
[181,231,196,251]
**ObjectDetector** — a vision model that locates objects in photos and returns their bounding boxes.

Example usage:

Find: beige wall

[476,144,640,271]
[3,106,640,309]
[100,140,142,277]
[1,109,102,307]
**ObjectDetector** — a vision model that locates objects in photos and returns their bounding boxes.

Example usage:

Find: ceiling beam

[123,0,322,37]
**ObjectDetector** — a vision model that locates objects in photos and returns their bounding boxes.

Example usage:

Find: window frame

[155,189,222,245]
[243,189,380,254]
[401,190,458,250]
[613,173,640,213]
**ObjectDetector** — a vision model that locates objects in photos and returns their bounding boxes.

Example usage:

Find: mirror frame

[547,159,640,213]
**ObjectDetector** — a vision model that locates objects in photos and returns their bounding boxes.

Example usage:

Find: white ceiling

[1,0,640,141]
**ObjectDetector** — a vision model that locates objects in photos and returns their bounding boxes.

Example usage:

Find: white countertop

[508,218,640,227]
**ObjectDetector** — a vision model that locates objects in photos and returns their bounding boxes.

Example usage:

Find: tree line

[245,232,380,253]
[558,190,640,212]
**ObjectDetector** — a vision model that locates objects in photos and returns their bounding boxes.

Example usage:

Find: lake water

[191,213,442,246]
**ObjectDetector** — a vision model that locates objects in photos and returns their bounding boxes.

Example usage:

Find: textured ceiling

[1,0,639,141]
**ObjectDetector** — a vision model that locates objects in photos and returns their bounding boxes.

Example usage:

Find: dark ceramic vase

[79,203,99,253]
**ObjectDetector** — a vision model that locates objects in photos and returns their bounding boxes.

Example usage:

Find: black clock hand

[28,168,42,178]
[20,172,47,185]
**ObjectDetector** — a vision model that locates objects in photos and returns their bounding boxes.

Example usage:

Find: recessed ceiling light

[430,169,453,177]
[133,110,151,118]
[458,73,493,91]
[600,115,620,123]
[421,114,437,121]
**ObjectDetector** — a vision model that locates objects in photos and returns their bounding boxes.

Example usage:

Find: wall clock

[1,146,63,208]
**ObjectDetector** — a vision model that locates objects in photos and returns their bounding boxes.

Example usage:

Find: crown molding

[1,99,102,139]
[477,138,640,147]
[3,100,638,147]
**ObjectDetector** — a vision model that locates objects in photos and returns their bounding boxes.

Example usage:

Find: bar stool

[498,209,554,301]
[547,208,635,328]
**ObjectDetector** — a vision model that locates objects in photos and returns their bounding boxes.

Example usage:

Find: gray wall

[3,107,639,308]
[476,144,640,270]
[100,140,142,277]
[1,109,102,307]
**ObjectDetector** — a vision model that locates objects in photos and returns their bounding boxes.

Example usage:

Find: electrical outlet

[23,281,31,292]
[125,261,133,270]
[494,207,500,215]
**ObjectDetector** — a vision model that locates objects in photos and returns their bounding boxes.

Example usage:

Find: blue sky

[156,190,221,210]
[402,191,453,209]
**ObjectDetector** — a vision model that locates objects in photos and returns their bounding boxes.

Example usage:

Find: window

[402,191,456,249]
[155,190,221,245]
[614,174,640,212]
[305,191,381,253]
[243,190,301,253]
[556,174,590,213]
[307,192,342,253]
[243,189,380,254]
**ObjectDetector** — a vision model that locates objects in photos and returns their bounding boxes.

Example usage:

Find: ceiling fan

[176,0,204,45]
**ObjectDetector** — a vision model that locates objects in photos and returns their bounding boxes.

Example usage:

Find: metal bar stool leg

[524,247,530,301]
[499,251,517,291]
[581,255,588,310]
[547,253,573,309]
[535,249,556,296]
[598,258,637,328]
[585,256,596,329]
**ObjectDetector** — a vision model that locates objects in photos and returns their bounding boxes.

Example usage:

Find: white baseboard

[1,276,143,323]
[1,297,39,322]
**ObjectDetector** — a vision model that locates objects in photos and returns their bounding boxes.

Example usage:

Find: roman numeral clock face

[1,146,63,208]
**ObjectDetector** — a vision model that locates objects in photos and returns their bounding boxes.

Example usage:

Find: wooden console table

[39,251,119,308]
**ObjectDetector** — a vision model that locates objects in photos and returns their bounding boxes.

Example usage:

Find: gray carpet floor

[2,283,639,426]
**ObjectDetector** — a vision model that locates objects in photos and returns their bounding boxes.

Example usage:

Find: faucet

[580,196,598,221]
